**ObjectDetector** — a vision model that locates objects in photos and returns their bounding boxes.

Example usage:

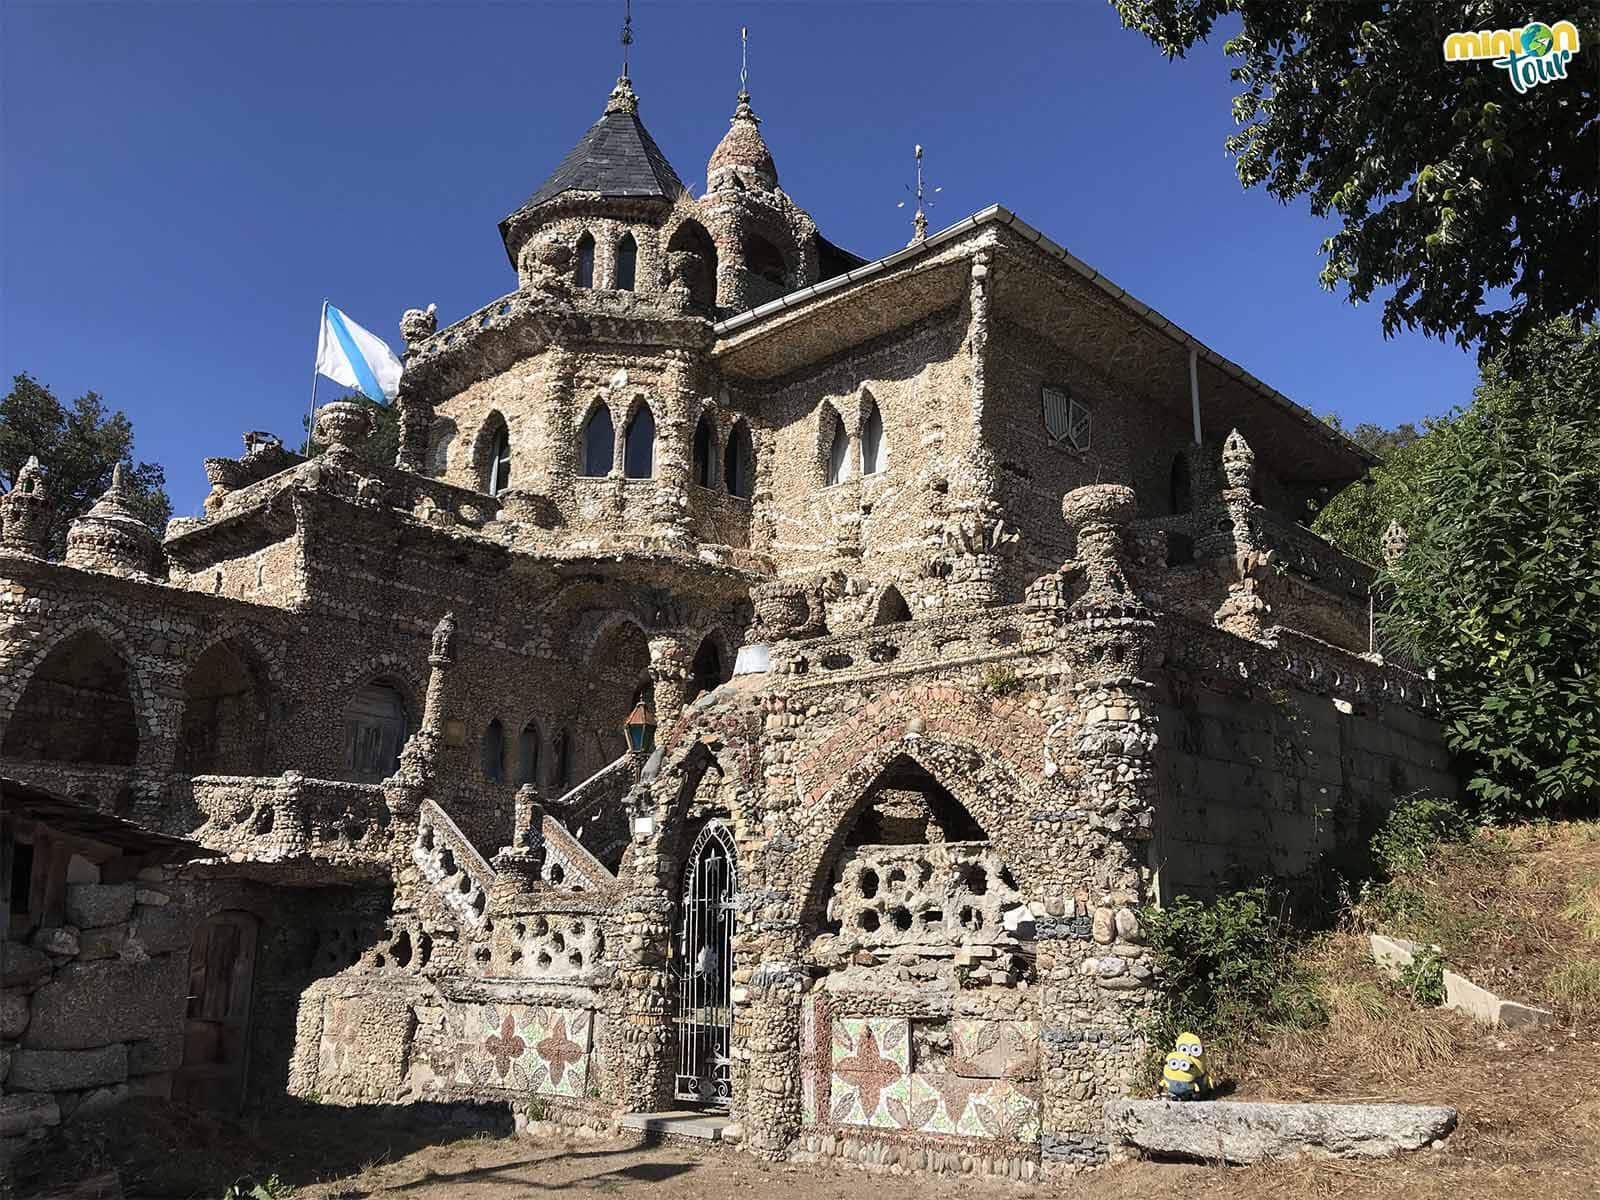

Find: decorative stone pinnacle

[1381,520,1410,567]
[605,75,639,115]
[733,88,759,125]
[1221,427,1256,492]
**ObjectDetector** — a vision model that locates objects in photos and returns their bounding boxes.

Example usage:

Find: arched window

[3,629,139,766]
[550,730,574,792]
[517,722,541,786]
[481,719,505,783]
[343,678,409,783]
[615,233,638,291]
[872,586,912,625]
[746,234,787,287]
[724,420,754,500]
[1169,451,1193,514]
[178,640,271,775]
[693,415,717,488]
[574,232,595,288]
[485,419,511,496]
[688,636,725,701]
[623,405,655,479]
[667,219,718,308]
[860,396,886,475]
[581,406,615,477]
[823,408,849,486]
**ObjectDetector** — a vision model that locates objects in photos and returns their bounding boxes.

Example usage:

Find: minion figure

[1161,1031,1214,1101]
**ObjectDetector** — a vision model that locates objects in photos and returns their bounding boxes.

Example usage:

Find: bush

[979,665,1024,696]
[1139,887,1325,1081]
[1371,792,1477,877]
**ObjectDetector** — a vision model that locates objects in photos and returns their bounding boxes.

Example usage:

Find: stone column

[650,349,698,548]
[389,612,454,813]
[647,632,692,728]
[616,838,676,1112]
[730,925,806,1157]
[0,457,52,557]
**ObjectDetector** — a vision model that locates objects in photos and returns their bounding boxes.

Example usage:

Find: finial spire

[740,25,749,96]
[898,143,941,245]
[620,0,634,78]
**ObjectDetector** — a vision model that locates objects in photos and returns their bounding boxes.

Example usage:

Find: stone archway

[2,627,140,765]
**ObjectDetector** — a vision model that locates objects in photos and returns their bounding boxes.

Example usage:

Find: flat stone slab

[1443,969,1555,1030]
[1105,1100,1456,1164]
[619,1110,730,1141]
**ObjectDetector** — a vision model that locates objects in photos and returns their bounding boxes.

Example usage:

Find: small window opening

[615,234,637,291]
[575,233,595,288]
[581,407,615,477]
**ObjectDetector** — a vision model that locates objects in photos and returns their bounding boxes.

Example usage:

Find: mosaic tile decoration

[829,1016,909,1128]
[436,1002,594,1098]
[799,994,818,1127]
[951,1018,1039,1080]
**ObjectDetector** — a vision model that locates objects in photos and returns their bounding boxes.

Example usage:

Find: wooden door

[174,911,259,1110]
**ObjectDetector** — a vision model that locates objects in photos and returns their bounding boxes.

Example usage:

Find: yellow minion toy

[1161,1031,1214,1101]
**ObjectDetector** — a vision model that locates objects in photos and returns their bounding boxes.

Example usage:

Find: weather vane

[740,25,749,95]
[897,143,941,244]
[621,0,634,77]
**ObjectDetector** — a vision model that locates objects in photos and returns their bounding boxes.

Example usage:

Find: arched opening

[343,677,409,783]
[872,586,912,626]
[178,640,271,775]
[574,232,595,288]
[723,420,753,500]
[175,910,260,1111]
[745,233,788,288]
[586,618,654,766]
[1170,450,1193,514]
[481,415,512,497]
[614,233,638,291]
[517,721,541,786]
[843,756,987,848]
[859,394,886,475]
[581,406,615,477]
[550,729,574,793]
[673,819,736,1106]
[687,636,725,701]
[481,718,505,783]
[823,407,849,486]
[666,220,718,308]
[3,629,138,765]
[692,415,718,488]
[623,405,656,479]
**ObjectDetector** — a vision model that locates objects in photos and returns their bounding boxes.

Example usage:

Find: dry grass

[1560,871,1600,940]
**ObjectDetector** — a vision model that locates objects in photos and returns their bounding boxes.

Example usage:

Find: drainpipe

[1189,347,1202,446]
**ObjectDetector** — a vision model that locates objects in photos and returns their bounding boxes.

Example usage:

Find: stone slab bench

[1104,1100,1457,1164]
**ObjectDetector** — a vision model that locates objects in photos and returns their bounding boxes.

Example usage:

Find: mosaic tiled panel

[951,1018,1039,1080]
[829,1016,910,1128]
[434,1003,593,1097]
[800,994,818,1127]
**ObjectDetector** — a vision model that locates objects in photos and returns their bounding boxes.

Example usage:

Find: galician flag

[315,302,403,402]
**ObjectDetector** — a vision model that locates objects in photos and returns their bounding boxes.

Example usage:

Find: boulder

[128,903,188,955]
[0,944,53,990]
[21,957,185,1050]
[7,1044,128,1091]
[1104,1100,1457,1164]
[77,924,130,961]
[64,884,135,930]
[0,991,29,1042]
[0,1093,60,1137]
[31,926,80,957]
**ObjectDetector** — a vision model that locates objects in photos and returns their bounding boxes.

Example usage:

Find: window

[8,838,36,923]
[487,423,511,496]
[667,219,718,308]
[574,233,595,288]
[517,722,540,786]
[1169,451,1192,515]
[693,415,717,488]
[724,420,754,499]
[481,719,505,783]
[746,234,787,287]
[623,405,655,479]
[688,637,724,700]
[343,679,409,783]
[550,730,573,792]
[1042,385,1091,451]
[873,586,912,625]
[824,408,849,486]
[615,233,638,291]
[581,407,615,477]
[860,396,885,475]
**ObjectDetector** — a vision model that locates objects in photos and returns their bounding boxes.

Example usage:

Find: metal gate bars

[673,819,735,1106]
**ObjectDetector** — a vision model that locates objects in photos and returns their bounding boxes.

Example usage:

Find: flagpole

[306,299,327,455]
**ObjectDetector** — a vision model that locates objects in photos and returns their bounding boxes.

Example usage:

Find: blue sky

[2,1,1479,517]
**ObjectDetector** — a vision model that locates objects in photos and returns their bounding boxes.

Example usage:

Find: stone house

[0,64,1452,1177]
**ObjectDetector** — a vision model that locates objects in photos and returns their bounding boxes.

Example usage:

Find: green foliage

[526,1096,548,1122]
[1371,792,1477,877]
[0,372,172,556]
[1396,944,1446,1006]
[1139,887,1325,1080]
[1110,0,1599,354]
[979,664,1024,697]
[299,392,400,468]
[1310,416,1451,564]
[1384,319,1600,818]
[221,1175,293,1200]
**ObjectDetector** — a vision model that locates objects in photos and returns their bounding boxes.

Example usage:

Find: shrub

[980,665,1024,697]
[1396,945,1446,1007]
[1371,792,1477,877]
[1139,887,1325,1081]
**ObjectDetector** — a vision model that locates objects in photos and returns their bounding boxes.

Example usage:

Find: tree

[0,373,172,557]
[298,393,400,469]
[1111,1,1599,354]
[1384,317,1600,817]
[1310,415,1449,564]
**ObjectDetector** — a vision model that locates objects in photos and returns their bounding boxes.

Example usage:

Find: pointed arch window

[693,414,717,488]
[623,405,656,479]
[1169,451,1192,515]
[481,718,505,783]
[823,408,849,486]
[550,729,574,792]
[487,423,511,496]
[517,721,540,786]
[574,232,595,288]
[724,420,754,499]
[860,396,886,475]
[615,233,638,291]
[581,406,615,477]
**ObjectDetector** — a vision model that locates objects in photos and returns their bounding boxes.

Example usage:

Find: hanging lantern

[623,701,657,754]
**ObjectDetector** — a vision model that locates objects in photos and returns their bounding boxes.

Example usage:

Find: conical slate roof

[501,77,686,229]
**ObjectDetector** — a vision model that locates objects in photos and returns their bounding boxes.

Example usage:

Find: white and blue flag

[314,302,403,403]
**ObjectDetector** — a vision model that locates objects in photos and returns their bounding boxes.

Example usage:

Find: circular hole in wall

[474,946,491,963]
[551,931,566,953]
[392,931,413,968]
[471,891,486,915]
[569,951,584,969]
[417,932,432,967]
[373,954,386,969]
[998,866,1017,890]
[457,874,472,894]
[857,909,881,933]
[922,908,944,926]
[967,866,989,896]
[535,916,549,937]
[537,951,552,969]
[890,908,912,932]
[887,868,907,887]
[916,860,932,885]
[859,869,879,899]
[572,920,585,936]
[510,948,523,964]
[549,864,566,885]
[438,848,456,875]
[960,905,984,931]
[514,923,527,939]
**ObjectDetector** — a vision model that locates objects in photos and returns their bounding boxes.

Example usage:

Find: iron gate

[673,820,735,1106]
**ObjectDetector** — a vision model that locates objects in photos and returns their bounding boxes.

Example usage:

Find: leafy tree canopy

[0,372,172,557]
[1385,317,1600,817]
[1310,414,1449,564]
[1111,0,1599,354]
